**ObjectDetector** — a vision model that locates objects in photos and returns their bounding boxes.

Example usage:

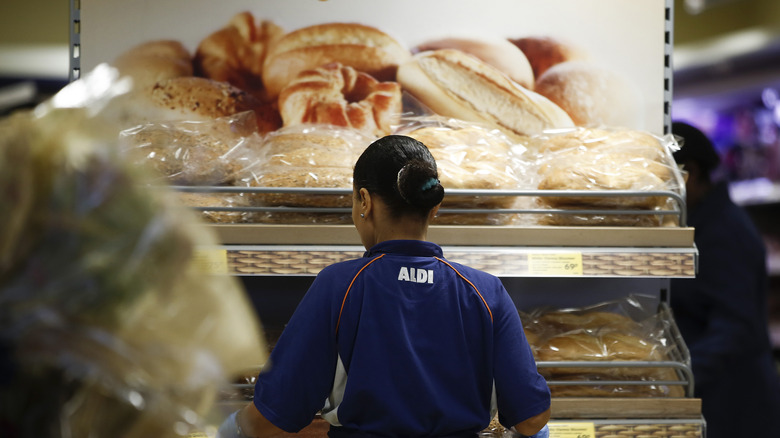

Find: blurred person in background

[670,121,780,437]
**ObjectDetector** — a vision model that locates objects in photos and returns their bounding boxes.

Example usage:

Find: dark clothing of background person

[670,121,780,437]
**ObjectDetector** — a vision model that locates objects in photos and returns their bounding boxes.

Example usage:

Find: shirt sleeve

[253,267,344,432]
[489,280,551,428]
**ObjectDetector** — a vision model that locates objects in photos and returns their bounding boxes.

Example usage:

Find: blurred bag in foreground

[0,65,267,438]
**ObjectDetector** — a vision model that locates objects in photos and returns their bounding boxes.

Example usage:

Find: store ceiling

[673,25,780,111]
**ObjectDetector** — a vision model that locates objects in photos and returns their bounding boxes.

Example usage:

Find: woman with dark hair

[220,135,551,438]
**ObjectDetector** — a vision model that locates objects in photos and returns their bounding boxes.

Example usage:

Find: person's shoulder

[316,256,379,279]
[438,258,502,286]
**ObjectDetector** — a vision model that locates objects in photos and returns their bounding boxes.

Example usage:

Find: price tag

[527,252,583,275]
[548,421,596,438]
[193,248,228,275]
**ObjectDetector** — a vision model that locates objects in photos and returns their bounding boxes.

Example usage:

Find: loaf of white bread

[397,49,574,140]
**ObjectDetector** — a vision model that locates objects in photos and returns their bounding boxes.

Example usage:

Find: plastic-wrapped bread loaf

[532,127,682,225]
[241,125,371,209]
[520,297,683,396]
[402,119,530,209]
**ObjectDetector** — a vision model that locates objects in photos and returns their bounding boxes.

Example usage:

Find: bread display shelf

[215,245,696,278]
[209,415,704,438]
[177,186,688,225]
[178,185,694,248]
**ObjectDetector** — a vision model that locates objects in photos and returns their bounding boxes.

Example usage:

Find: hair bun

[397,160,444,209]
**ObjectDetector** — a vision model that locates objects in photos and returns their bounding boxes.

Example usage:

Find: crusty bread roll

[397,49,574,139]
[535,61,643,128]
[193,12,284,101]
[508,36,586,79]
[278,63,402,138]
[413,36,534,89]
[112,40,193,91]
[105,76,270,130]
[262,22,411,98]
[148,76,264,121]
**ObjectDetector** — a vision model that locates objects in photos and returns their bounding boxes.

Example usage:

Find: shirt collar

[363,240,443,258]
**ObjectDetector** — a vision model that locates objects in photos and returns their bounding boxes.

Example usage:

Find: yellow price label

[528,252,583,275]
[193,249,228,275]
[548,421,596,438]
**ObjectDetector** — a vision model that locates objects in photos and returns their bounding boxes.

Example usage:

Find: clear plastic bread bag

[236,124,373,211]
[0,64,267,437]
[519,295,683,397]
[119,110,265,186]
[394,115,537,225]
[528,126,686,226]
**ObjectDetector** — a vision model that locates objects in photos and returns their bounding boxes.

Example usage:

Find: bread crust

[278,63,402,137]
[193,12,284,101]
[414,36,534,89]
[509,36,586,79]
[112,40,193,91]
[263,22,410,98]
[397,49,573,139]
[535,60,643,128]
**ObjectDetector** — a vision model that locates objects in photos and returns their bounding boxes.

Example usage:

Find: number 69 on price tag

[547,421,595,438]
[527,252,583,276]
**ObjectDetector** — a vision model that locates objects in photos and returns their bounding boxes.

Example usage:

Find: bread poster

[79,0,669,134]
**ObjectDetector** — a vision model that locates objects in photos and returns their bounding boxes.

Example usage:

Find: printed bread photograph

[86,2,678,227]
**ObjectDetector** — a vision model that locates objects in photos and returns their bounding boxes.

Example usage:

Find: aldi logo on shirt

[398,267,434,284]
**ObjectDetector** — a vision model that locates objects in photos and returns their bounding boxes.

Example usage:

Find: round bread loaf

[106,76,270,130]
[397,49,574,139]
[262,22,411,98]
[112,40,193,91]
[535,61,644,128]
[278,63,402,138]
[508,36,586,79]
[413,36,534,89]
[193,12,284,101]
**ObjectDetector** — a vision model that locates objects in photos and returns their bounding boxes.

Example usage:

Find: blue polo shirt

[254,240,549,438]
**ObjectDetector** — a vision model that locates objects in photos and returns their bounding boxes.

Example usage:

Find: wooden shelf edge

[211,224,695,248]
[551,397,702,419]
